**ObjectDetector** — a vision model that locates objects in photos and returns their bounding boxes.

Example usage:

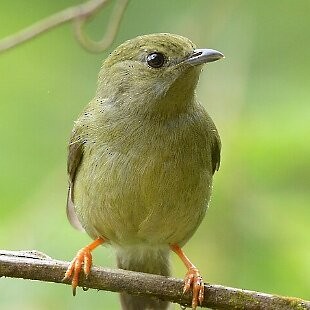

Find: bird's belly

[74,145,212,246]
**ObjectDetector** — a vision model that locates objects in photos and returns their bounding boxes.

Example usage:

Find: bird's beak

[185,49,224,66]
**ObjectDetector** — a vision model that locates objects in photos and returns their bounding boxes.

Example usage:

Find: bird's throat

[151,69,199,118]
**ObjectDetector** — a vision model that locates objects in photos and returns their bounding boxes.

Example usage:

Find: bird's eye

[146,52,165,68]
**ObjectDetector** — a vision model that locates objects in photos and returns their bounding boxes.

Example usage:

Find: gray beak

[185,48,224,66]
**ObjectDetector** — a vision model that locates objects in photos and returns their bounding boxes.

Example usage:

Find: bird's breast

[74,109,214,246]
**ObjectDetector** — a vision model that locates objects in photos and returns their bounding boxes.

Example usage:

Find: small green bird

[64,33,223,309]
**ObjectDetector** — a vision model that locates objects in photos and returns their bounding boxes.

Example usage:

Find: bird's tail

[116,246,170,310]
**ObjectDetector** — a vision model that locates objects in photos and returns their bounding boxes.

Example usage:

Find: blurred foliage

[0,0,309,309]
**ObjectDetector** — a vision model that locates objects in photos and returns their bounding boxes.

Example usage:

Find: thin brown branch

[74,0,129,52]
[0,250,309,310]
[0,0,129,53]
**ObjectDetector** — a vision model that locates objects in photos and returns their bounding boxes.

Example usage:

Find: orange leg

[170,244,204,309]
[63,237,105,296]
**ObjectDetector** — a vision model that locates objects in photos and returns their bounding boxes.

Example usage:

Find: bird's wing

[211,129,221,174]
[66,127,85,231]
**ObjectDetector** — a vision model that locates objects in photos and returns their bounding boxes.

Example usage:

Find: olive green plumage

[67,33,222,309]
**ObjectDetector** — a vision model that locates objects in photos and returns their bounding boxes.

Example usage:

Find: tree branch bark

[0,250,309,310]
[0,0,129,53]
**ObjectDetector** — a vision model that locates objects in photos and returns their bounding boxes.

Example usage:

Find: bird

[63,33,223,309]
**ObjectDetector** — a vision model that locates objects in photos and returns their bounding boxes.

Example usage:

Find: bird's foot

[183,267,204,309]
[170,244,205,309]
[63,247,93,296]
[63,237,104,295]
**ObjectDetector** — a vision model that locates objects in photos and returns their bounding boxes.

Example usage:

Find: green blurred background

[0,0,309,309]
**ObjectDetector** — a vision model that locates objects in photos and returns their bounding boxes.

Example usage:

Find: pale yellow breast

[74,104,214,246]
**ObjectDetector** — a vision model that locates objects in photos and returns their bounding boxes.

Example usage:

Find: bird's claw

[183,267,204,309]
[62,247,93,296]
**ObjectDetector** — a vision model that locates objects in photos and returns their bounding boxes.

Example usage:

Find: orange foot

[63,237,105,295]
[170,244,205,309]
[183,267,204,309]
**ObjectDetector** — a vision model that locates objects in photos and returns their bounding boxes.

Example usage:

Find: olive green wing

[66,129,85,231]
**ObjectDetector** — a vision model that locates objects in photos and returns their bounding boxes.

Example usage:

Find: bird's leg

[170,244,204,309]
[63,237,105,295]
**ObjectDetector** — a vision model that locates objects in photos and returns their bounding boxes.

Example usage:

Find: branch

[0,0,129,53]
[0,250,309,310]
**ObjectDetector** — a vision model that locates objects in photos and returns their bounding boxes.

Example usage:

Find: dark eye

[146,52,165,68]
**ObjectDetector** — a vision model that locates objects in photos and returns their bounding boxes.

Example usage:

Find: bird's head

[96,33,224,116]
